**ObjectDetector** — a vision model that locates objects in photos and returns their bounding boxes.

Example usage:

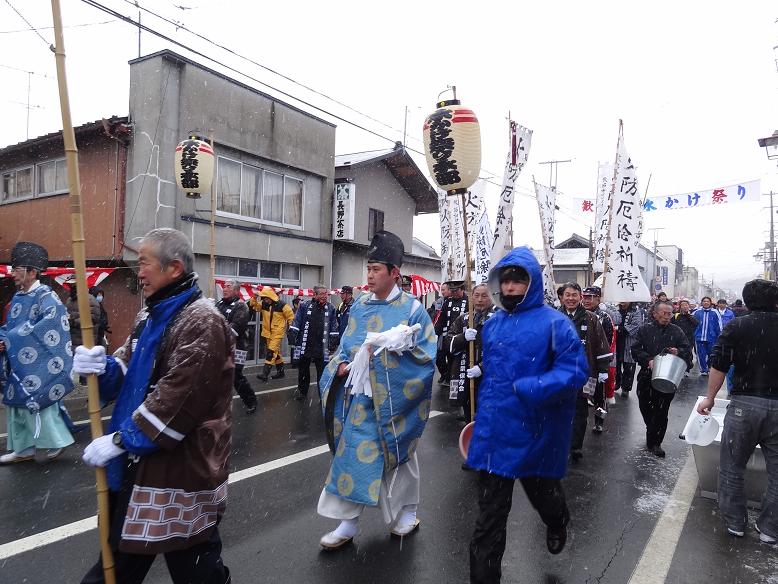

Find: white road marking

[627,454,698,584]
[0,409,445,560]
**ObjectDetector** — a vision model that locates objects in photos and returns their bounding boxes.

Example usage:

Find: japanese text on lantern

[179,142,200,189]
[427,109,460,186]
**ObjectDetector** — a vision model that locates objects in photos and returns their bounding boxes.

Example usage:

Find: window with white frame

[1,158,68,204]
[215,155,304,228]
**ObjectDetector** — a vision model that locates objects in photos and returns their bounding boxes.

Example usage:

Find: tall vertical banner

[592,162,613,273]
[602,127,652,302]
[491,122,533,264]
[534,180,557,306]
[474,210,493,284]
[332,182,355,240]
[449,195,467,281]
[464,179,485,258]
[437,188,452,282]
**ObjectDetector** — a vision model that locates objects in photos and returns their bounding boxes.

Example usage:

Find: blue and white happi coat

[290,300,339,361]
[319,288,436,507]
[0,282,74,412]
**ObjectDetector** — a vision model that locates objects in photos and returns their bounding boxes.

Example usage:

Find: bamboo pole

[209,136,216,298]
[50,2,116,582]
[600,120,623,297]
[456,189,477,422]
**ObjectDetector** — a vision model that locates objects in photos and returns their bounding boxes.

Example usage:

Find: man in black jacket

[697,279,778,542]
[216,279,257,414]
[673,299,698,373]
[631,301,692,457]
[446,284,498,425]
[434,281,468,386]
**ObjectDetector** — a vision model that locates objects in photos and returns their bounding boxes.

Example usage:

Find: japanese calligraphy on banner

[437,188,451,282]
[572,198,596,214]
[491,122,533,265]
[474,211,493,284]
[602,131,651,303]
[593,162,614,273]
[464,179,486,253]
[332,182,355,240]
[643,179,760,212]
[534,181,557,306]
[439,190,467,282]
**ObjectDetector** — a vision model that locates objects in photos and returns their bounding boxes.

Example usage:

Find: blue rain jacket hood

[466,247,588,478]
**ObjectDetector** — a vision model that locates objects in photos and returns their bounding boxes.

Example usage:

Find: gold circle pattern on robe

[356,440,380,464]
[337,472,354,496]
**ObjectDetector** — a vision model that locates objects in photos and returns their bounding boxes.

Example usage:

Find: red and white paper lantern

[423,99,481,194]
[174,137,215,199]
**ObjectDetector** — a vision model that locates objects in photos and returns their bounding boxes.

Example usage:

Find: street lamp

[757,131,778,160]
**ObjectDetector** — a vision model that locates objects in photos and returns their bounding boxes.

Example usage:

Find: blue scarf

[106,277,201,490]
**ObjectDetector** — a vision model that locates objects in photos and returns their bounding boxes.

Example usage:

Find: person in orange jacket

[250,286,294,381]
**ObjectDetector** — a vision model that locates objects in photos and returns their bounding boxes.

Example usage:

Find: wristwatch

[112,431,125,449]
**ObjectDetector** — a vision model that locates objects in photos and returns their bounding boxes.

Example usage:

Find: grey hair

[224,278,241,290]
[140,228,194,273]
[313,284,328,294]
[473,283,489,293]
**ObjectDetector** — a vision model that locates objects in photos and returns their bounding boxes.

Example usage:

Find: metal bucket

[651,353,686,393]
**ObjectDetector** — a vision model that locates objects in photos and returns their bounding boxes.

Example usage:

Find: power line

[3,0,52,47]
[0,19,114,34]
[0,63,54,78]
[118,0,412,140]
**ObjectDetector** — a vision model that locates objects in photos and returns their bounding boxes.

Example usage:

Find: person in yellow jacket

[250,286,295,381]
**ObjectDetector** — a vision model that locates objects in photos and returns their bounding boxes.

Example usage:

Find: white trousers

[317,452,420,526]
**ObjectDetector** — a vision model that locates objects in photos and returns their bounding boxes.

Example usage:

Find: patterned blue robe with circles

[0,284,74,410]
[319,290,436,507]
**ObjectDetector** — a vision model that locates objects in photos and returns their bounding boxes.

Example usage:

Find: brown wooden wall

[0,133,124,262]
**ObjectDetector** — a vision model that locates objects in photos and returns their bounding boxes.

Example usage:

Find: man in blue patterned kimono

[0,242,74,464]
[317,230,436,550]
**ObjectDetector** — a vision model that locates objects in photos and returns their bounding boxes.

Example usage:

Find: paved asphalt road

[0,366,775,583]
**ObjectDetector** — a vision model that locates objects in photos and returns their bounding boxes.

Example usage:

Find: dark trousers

[435,346,449,381]
[615,359,636,392]
[470,472,569,584]
[82,468,229,584]
[570,395,589,450]
[593,381,606,424]
[637,376,675,447]
[233,364,257,408]
[297,355,324,395]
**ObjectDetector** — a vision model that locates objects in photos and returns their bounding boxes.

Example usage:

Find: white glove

[598,372,609,382]
[466,365,482,379]
[464,328,478,342]
[82,434,125,467]
[73,345,107,375]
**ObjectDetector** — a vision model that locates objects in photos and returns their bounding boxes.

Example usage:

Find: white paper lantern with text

[423,100,481,194]
[174,137,214,199]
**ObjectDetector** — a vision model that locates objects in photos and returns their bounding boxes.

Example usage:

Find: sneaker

[546,525,567,554]
[651,445,666,458]
[700,372,708,377]
[44,447,65,461]
[756,524,777,544]
[727,526,745,537]
[0,450,34,464]
[607,397,616,405]
[592,424,604,434]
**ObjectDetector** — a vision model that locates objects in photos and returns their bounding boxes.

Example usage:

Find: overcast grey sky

[1,1,776,291]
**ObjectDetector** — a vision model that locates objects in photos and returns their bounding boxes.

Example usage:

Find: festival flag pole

[50,2,116,582]
[600,120,624,296]
[459,190,477,422]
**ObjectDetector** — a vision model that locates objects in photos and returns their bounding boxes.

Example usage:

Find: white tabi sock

[396,506,417,528]
[333,518,358,539]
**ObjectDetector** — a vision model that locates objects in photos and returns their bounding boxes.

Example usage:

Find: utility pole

[647,227,665,294]
[770,191,776,280]
[538,159,572,191]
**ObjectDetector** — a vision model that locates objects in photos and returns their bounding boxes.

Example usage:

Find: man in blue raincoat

[316,230,436,550]
[466,247,588,584]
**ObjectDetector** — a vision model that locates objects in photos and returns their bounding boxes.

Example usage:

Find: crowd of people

[0,230,775,583]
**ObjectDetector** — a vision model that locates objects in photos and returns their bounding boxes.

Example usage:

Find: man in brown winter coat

[73,228,233,584]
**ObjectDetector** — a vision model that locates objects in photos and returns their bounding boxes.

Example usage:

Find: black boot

[257,364,271,382]
[271,364,285,379]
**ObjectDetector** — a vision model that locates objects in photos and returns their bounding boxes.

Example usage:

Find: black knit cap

[499,266,529,284]
[367,230,404,268]
[11,241,48,271]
